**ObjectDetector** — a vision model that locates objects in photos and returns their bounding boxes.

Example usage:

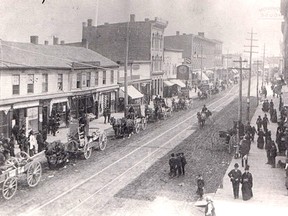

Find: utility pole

[200,44,203,83]
[253,60,263,105]
[244,28,258,122]
[233,57,248,143]
[262,44,266,87]
[124,21,130,113]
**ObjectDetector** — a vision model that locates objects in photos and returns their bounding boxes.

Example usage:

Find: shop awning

[0,105,11,113]
[13,100,39,109]
[163,80,174,87]
[169,79,186,88]
[50,97,68,105]
[120,86,143,99]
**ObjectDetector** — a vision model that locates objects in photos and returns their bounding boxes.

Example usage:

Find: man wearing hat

[228,163,242,199]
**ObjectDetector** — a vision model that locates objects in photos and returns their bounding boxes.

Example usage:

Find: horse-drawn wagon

[197,110,212,127]
[45,119,107,168]
[0,151,42,199]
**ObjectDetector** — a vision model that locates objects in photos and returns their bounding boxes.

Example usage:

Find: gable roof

[0,40,118,69]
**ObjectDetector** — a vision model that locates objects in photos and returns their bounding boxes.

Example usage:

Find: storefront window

[58,74,63,91]
[95,71,99,86]
[76,73,81,88]
[110,70,114,84]
[42,74,48,92]
[103,71,106,85]
[12,75,20,95]
[27,74,34,93]
[87,72,91,87]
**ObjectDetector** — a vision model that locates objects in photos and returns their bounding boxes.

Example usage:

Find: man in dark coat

[270,142,277,168]
[262,114,269,132]
[175,153,182,177]
[228,163,242,199]
[180,153,187,175]
[36,131,44,152]
[264,137,272,164]
[241,165,253,201]
[103,108,107,124]
[257,129,265,149]
[256,116,262,131]
[169,153,176,177]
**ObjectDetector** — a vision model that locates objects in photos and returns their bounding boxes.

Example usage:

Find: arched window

[152,33,155,49]
[152,56,155,71]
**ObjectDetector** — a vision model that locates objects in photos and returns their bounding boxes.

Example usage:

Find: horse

[45,141,69,169]
[197,110,212,127]
[110,117,134,138]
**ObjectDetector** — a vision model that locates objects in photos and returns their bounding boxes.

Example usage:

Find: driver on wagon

[202,105,208,113]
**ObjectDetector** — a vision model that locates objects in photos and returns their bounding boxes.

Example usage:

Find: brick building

[0,37,119,137]
[164,32,223,79]
[281,0,288,80]
[68,15,168,102]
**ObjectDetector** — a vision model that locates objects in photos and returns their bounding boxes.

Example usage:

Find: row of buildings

[281,0,288,80]
[0,14,224,137]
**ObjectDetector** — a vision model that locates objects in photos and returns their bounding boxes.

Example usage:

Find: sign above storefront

[177,65,189,80]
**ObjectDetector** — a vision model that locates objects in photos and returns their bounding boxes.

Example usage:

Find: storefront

[50,97,69,127]
[0,105,12,137]
[12,100,40,136]
[163,80,174,97]
[69,94,94,118]
[119,85,144,106]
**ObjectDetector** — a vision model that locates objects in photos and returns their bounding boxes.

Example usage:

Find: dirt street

[0,79,258,216]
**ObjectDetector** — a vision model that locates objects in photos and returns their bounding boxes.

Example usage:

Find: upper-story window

[57,74,63,91]
[87,72,91,87]
[102,71,106,85]
[82,73,86,87]
[27,74,34,94]
[152,33,155,49]
[95,71,99,86]
[110,70,114,84]
[12,75,20,95]
[42,74,48,93]
[76,73,81,88]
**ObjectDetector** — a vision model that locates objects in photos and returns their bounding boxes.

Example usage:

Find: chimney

[198,32,205,37]
[30,36,38,45]
[53,36,59,45]
[145,18,149,22]
[44,40,49,45]
[82,22,87,28]
[60,40,65,45]
[176,31,180,36]
[104,22,109,25]
[87,19,93,27]
[130,14,135,22]
[82,39,88,49]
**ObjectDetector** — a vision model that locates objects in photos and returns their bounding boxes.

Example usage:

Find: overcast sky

[0,0,283,57]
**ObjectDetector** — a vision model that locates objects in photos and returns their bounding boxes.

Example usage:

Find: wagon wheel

[27,161,42,187]
[99,133,107,151]
[16,151,31,161]
[134,123,140,134]
[83,143,92,160]
[141,118,147,130]
[2,177,17,200]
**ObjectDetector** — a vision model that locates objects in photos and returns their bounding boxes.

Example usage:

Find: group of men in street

[168,152,187,177]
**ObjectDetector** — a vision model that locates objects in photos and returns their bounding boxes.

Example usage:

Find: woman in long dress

[241,166,253,201]
[257,129,265,149]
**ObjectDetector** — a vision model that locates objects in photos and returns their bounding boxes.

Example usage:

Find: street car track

[24,85,238,216]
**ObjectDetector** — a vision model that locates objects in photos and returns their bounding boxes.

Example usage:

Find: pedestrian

[264,138,272,164]
[169,153,176,177]
[28,130,37,156]
[262,114,269,132]
[270,142,277,168]
[228,163,242,199]
[103,108,107,124]
[269,99,274,113]
[271,109,277,123]
[180,152,187,175]
[175,153,182,177]
[257,129,265,149]
[264,130,271,146]
[196,174,205,200]
[8,136,16,157]
[36,131,44,153]
[205,196,216,216]
[256,116,262,132]
[241,165,253,201]
[107,107,111,123]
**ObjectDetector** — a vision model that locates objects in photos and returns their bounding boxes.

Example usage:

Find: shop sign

[27,107,38,120]
[177,65,189,80]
